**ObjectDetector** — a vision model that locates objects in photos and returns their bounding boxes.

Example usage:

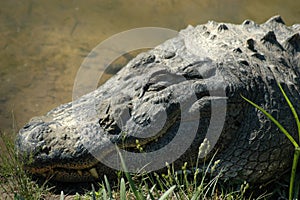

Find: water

[0,0,299,133]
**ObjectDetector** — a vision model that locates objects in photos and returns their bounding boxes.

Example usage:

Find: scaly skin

[16,16,300,183]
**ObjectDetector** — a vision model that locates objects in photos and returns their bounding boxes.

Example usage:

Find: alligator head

[16,16,300,183]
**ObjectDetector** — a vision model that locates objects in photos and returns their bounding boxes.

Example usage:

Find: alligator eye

[144,70,186,93]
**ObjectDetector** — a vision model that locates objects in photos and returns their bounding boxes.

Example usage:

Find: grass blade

[104,175,112,199]
[277,83,300,143]
[191,189,201,200]
[158,185,176,200]
[241,95,299,148]
[120,178,126,200]
[290,148,300,200]
[91,184,96,200]
[242,85,300,200]
[117,147,145,200]
[147,185,157,200]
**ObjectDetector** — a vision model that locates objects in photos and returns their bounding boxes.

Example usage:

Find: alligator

[15,16,300,184]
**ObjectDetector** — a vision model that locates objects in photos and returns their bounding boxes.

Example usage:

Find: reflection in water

[0,0,299,133]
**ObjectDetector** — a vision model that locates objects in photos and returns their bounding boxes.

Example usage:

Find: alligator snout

[17,118,52,154]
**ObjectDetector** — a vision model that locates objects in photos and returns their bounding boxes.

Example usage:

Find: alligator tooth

[77,170,83,176]
[89,168,99,179]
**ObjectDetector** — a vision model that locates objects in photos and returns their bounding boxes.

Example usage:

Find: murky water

[0,0,299,133]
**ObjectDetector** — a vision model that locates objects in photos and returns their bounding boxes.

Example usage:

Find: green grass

[0,131,268,200]
[242,82,300,200]
[75,149,261,200]
[0,132,52,199]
